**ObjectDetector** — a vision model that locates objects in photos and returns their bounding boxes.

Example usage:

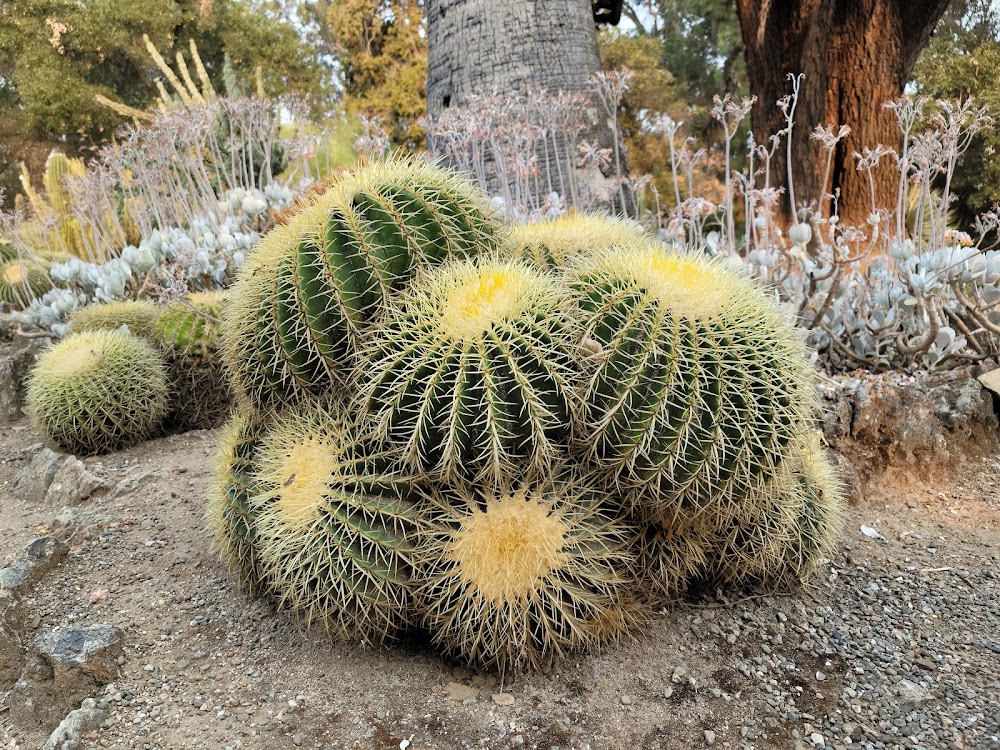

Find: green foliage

[912,2,1000,225]
[359,255,579,484]
[569,244,816,525]
[26,329,169,455]
[0,0,330,208]
[206,406,269,591]
[0,259,52,307]
[505,214,649,270]
[318,0,427,147]
[249,399,420,643]
[414,469,642,672]
[68,300,161,338]
[223,156,501,408]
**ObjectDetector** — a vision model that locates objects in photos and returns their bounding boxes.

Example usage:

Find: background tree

[0,0,329,209]
[425,0,629,210]
[321,0,427,148]
[912,0,1000,227]
[734,0,952,229]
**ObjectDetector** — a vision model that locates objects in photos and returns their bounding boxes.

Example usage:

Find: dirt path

[1,419,998,750]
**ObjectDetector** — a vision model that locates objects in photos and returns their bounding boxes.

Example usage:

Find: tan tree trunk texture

[426,0,629,212]
[737,0,950,231]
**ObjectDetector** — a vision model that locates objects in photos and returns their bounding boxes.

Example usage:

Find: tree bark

[426,0,629,213]
[736,0,951,230]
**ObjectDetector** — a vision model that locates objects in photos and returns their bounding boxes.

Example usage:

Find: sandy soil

[1,417,998,750]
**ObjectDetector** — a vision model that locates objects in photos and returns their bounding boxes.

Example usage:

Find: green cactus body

[414,469,643,673]
[359,256,580,484]
[206,407,269,591]
[69,300,161,338]
[570,244,816,525]
[506,214,648,270]
[154,291,232,430]
[0,259,52,307]
[702,434,844,587]
[223,157,501,408]
[248,400,420,643]
[0,240,16,264]
[154,291,226,358]
[26,329,169,455]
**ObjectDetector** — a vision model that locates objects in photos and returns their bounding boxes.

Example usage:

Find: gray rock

[45,457,107,506]
[13,624,124,731]
[12,448,66,505]
[32,624,124,685]
[43,703,106,750]
[0,537,69,689]
[0,336,45,424]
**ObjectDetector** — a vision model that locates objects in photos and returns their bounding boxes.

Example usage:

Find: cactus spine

[0,259,52,307]
[206,407,269,591]
[414,470,641,672]
[223,157,501,408]
[248,400,420,642]
[359,255,580,483]
[506,214,648,270]
[26,329,169,455]
[570,244,816,525]
[69,300,161,338]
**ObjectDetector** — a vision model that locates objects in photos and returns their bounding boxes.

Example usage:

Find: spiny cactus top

[414,469,642,673]
[223,156,501,408]
[69,300,161,338]
[358,255,581,484]
[26,329,169,455]
[248,399,421,643]
[570,243,817,524]
[506,213,648,269]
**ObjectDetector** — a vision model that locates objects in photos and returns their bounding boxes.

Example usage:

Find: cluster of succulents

[208,157,843,673]
[12,184,293,335]
[744,238,1000,371]
[27,292,232,454]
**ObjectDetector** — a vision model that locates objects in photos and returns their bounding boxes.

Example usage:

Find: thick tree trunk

[736,0,950,231]
[426,0,629,213]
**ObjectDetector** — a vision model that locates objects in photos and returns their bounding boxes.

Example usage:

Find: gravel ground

[1,420,998,750]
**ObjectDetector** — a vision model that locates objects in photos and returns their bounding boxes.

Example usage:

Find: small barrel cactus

[154,291,226,358]
[26,329,169,455]
[570,243,816,524]
[414,469,643,672]
[248,399,421,643]
[0,240,16,263]
[206,406,269,591]
[0,259,52,307]
[155,291,232,429]
[506,214,648,269]
[69,300,161,338]
[223,157,501,408]
[359,255,580,483]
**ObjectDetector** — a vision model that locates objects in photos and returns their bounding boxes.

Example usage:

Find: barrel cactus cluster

[206,156,844,673]
[25,292,232,454]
